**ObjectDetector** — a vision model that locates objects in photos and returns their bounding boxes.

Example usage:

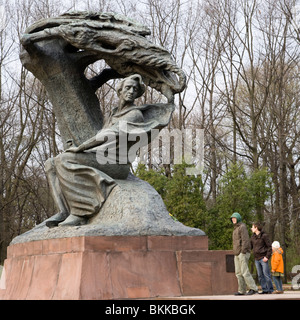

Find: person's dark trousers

[255,259,274,293]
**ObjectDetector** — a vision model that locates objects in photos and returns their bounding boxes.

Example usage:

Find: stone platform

[0,236,237,300]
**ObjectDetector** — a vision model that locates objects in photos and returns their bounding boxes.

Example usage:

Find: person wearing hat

[230,212,258,295]
[271,241,284,294]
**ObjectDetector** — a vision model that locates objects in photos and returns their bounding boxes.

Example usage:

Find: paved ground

[158,291,300,300]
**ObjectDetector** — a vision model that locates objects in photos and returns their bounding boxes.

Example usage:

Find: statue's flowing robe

[52,103,174,217]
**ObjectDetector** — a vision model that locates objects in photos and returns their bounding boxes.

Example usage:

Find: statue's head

[116,74,145,102]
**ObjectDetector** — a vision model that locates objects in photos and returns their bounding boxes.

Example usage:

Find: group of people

[231,212,284,295]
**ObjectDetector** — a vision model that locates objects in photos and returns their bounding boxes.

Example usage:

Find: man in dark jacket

[251,222,274,294]
[231,212,258,295]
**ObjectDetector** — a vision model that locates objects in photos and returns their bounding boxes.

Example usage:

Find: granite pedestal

[0,236,237,300]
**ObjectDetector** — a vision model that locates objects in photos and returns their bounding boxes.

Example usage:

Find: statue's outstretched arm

[65,135,99,153]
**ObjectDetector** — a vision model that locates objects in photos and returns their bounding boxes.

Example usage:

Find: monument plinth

[0,236,237,300]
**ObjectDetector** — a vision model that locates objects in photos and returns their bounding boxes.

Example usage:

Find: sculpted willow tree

[20,11,186,147]
[13,11,204,241]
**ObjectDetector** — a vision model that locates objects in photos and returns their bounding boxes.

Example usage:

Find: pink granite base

[0,236,237,300]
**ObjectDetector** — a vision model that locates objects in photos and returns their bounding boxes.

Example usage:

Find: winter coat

[231,213,251,256]
[271,248,284,274]
[250,231,272,260]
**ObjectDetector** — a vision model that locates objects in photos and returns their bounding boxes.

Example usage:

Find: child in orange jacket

[271,241,284,294]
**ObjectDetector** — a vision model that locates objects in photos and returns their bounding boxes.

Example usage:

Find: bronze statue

[45,74,174,227]
[13,11,205,240]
